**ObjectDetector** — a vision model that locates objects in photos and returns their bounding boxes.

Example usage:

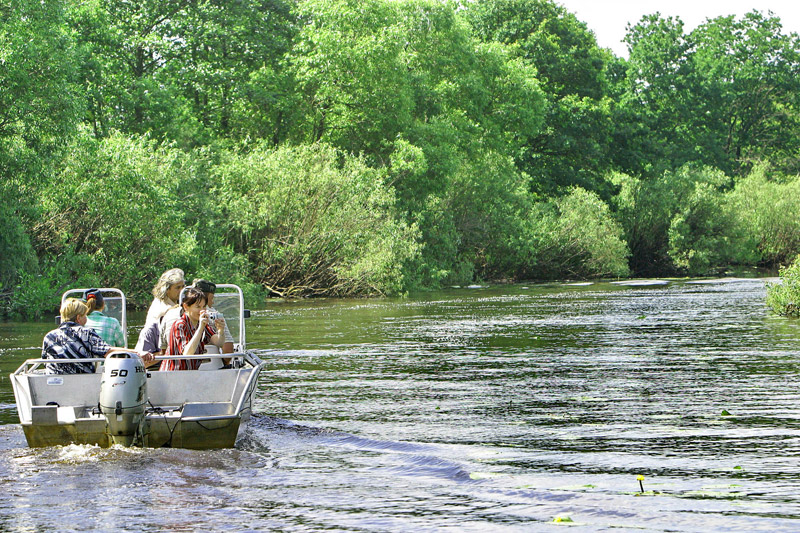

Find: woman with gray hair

[134,268,185,351]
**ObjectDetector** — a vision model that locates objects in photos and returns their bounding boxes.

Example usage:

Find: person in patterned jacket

[41,298,155,374]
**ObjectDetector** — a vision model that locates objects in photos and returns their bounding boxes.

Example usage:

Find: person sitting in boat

[160,287,226,371]
[42,298,155,375]
[158,279,234,359]
[190,279,235,369]
[137,320,163,370]
[157,300,182,354]
[134,268,185,351]
[83,288,124,346]
[192,279,235,355]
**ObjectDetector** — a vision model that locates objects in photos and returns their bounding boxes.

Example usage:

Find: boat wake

[240,414,477,483]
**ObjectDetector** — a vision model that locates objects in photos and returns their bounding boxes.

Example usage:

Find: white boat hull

[11,352,265,449]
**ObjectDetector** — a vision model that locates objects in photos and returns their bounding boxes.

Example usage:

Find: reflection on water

[2,279,800,530]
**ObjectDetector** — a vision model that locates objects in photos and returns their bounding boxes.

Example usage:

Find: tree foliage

[617,11,800,178]
[612,165,743,276]
[465,0,615,195]
[3,0,800,317]
[0,0,81,145]
[727,165,800,266]
[215,142,419,297]
[516,187,630,279]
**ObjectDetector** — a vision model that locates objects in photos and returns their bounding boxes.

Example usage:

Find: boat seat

[30,405,78,425]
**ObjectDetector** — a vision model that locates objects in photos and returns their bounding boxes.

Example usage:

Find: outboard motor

[99,352,148,446]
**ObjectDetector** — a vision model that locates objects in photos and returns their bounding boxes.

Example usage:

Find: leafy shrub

[518,187,630,279]
[398,146,536,287]
[611,170,686,275]
[766,256,800,317]
[613,164,751,276]
[8,250,99,320]
[214,142,420,297]
[31,133,203,306]
[727,165,800,266]
[440,149,532,284]
[667,169,755,275]
[0,190,38,294]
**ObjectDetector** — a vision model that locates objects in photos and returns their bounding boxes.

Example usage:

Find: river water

[1,278,799,531]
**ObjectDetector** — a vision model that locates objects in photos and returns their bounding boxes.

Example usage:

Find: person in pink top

[160,287,226,371]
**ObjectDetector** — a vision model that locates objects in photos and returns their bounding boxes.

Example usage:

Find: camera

[206,311,219,321]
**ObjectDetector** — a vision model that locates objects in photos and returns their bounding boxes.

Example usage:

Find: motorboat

[10,285,265,449]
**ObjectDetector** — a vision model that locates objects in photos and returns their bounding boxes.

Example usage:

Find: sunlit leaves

[766,256,800,317]
[0,0,81,143]
[213,142,420,296]
[465,0,613,194]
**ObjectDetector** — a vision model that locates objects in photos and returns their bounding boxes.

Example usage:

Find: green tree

[30,133,203,304]
[692,12,800,175]
[289,0,413,155]
[68,0,298,146]
[67,0,194,138]
[514,187,630,279]
[617,11,800,177]
[0,0,81,146]
[727,165,800,266]
[616,14,701,177]
[289,0,546,285]
[168,0,297,143]
[0,0,81,294]
[612,165,741,275]
[464,0,615,195]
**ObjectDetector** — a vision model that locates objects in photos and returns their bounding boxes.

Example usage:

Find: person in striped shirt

[83,288,125,346]
[160,287,226,371]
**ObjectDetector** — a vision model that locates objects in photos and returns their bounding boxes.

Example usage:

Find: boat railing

[153,351,265,368]
[14,351,265,375]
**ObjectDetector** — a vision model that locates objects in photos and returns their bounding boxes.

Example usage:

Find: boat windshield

[60,288,128,347]
[212,285,245,350]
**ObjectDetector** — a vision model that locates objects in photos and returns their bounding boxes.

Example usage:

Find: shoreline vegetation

[2,0,800,319]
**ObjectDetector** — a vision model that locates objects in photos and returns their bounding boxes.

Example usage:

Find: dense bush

[613,164,753,276]
[8,250,99,320]
[12,132,261,316]
[727,166,800,266]
[666,168,754,275]
[29,134,200,302]
[412,149,533,286]
[0,188,38,295]
[515,187,630,279]
[215,142,420,297]
[766,256,800,317]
